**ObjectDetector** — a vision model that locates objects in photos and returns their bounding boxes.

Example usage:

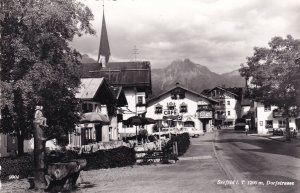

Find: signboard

[195,111,212,118]
[163,109,178,116]
[197,100,208,105]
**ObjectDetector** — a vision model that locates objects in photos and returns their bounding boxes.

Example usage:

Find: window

[82,103,93,113]
[227,111,231,116]
[167,102,175,110]
[279,120,286,128]
[265,120,273,128]
[137,96,143,105]
[264,105,271,111]
[227,101,230,105]
[180,103,188,113]
[155,105,163,114]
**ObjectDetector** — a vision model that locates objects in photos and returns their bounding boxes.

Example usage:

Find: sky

[71,0,300,74]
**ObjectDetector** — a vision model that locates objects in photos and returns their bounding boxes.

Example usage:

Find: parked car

[234,118,246,130]
[181,127,203,138]
[273,127,297,136]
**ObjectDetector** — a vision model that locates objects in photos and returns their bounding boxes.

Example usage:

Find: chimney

[176,82,180,87]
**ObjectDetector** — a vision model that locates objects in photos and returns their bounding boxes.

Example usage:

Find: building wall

[119,89,148,135]
[225,97,238,122]
[146,91,214,133]
[255,102,297,134]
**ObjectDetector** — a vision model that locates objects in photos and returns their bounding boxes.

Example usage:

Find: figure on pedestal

[34,106,48,127]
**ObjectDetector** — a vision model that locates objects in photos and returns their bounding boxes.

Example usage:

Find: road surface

[214,128,300,193]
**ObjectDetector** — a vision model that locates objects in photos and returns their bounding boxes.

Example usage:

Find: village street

[215,128,300,193]
[71,128,300,193]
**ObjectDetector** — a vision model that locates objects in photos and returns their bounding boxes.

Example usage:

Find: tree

[240,35,300,141]
[0,0,95,153]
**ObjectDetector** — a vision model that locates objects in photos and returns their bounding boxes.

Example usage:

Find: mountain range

[80,54,245,96]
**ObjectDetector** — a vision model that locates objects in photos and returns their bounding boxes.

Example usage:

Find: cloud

[71,0,300,73]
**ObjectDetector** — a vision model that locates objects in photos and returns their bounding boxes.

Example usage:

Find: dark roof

[110,86,128,107]
[203,86,243,99]
[147,85,218,105]
[80,61,152,93]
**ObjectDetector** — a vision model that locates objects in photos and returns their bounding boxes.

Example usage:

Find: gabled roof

[76,78,115,104]
[147,85,218,105]
[211,86,239,97]
[76,78,105,99]
[80,61,152,93]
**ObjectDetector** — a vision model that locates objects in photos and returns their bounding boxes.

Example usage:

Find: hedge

[0,146,135,181]
[164,133,190,156]
[0,154,33,181]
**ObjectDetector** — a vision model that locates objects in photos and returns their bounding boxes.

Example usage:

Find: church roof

[80,61,152,93]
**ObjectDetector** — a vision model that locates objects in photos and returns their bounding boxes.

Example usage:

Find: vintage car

[234,118,246,130]
[181,127,203,138]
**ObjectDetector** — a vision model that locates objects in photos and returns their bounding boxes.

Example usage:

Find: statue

[34,106,48,127]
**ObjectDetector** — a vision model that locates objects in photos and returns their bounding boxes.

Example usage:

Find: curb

[212,131,245,193]
[212,131,261,193]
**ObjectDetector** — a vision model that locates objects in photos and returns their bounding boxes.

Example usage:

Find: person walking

[245,124,249,136]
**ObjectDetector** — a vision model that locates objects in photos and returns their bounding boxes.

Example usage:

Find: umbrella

[80,112,110,124]
[123,116,156,141]
[123,116,147,126]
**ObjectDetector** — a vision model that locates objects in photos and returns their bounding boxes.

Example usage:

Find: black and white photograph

[0,0,300,192]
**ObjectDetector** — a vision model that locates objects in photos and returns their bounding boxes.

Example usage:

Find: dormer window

[155,104,163,114]
[180,103,188,113]
[171,88,185,99]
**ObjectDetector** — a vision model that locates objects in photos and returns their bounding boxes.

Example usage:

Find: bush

[0,146,135,181]
[164,133,190,156]
[0,154,33,181]
[45,146,135,171]
[81,146,135,170]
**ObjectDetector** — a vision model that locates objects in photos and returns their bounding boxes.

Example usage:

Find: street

[215,128,300,193]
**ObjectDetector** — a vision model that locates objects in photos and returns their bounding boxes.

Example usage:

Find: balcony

[215,114,226,120]
[214,105,225,111]
[273,109,284,118]
[136,102,146,107]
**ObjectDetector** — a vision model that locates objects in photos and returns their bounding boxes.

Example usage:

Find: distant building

[250,102,297,134]
[202,87,243,126]
[146,83,218,133]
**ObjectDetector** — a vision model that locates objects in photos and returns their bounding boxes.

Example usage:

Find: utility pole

[133,45,139,62]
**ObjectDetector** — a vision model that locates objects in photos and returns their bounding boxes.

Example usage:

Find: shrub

[0,154,33,181]
[164,133,190,156]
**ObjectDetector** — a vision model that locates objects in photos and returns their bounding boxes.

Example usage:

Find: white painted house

[146,83,218,133]
[252,102,297,134]
[202,87,243,126]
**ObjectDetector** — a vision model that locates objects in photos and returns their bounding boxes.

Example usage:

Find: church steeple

[97,5,110,67]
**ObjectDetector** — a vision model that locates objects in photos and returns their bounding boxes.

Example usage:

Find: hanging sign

[195,111,212,118]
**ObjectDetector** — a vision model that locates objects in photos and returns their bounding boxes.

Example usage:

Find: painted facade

[146,85,217,133]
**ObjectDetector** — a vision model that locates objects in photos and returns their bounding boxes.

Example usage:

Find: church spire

[97,4,110,67]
